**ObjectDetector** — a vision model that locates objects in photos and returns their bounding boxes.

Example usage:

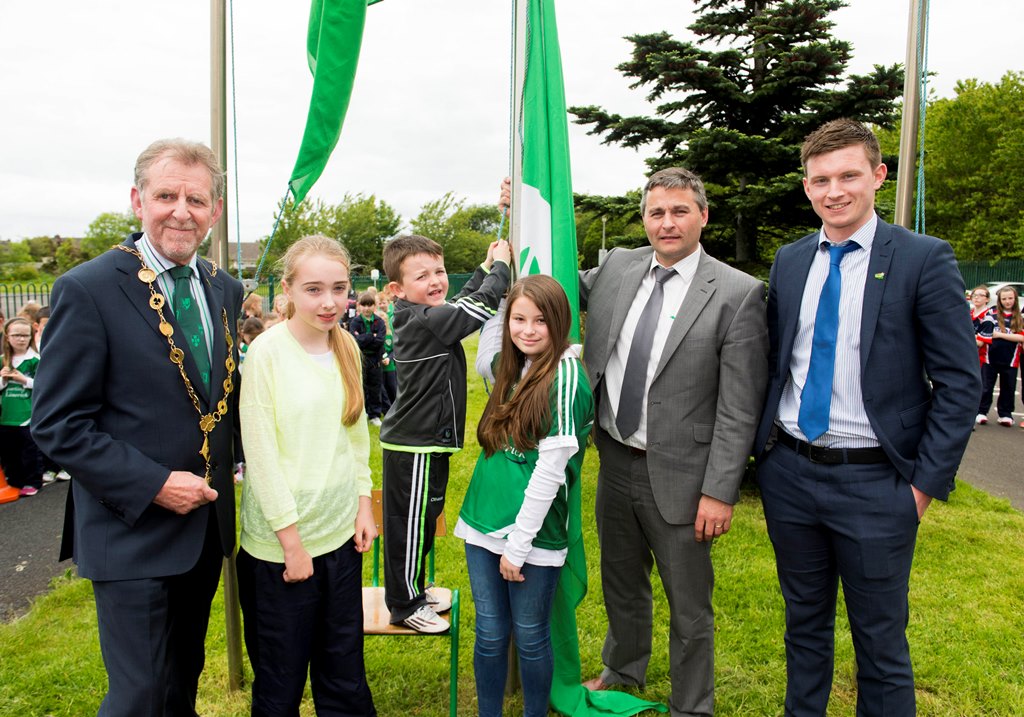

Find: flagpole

[894,0,927,229]
[509,0,527,279]
[211,0,244,692]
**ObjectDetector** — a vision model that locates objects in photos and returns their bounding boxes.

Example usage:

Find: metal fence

[957,260,1024,290]
[0,284,52,321]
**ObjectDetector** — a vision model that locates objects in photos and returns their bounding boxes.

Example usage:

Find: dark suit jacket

[754,219,981,500]
[32,234,244,581]
[580,246,769,524]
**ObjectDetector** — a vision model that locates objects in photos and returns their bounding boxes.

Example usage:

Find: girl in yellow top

[238,235,377,716]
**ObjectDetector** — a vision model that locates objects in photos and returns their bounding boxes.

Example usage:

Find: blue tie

[798,241,860,442]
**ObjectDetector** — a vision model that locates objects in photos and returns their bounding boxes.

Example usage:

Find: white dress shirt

[600,247,701,449]
[777,214,880,448]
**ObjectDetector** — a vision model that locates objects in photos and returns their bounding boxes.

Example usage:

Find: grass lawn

[2,334,1023,716]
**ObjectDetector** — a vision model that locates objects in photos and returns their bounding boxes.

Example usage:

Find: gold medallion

[200,414,216,432]
[159,321,174,337]
[138,267,157,283]
[170,347,185,364]
[149,294,165,310]
[223,378,234,394]
[217,399,228,415]
[226,357,236,373]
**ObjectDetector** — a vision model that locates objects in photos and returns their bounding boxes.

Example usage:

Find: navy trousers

[237,540,375,717]
[92,510,223,717]
[759,441,920,717]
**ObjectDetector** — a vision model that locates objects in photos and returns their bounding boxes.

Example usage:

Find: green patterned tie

[169,265,211,391]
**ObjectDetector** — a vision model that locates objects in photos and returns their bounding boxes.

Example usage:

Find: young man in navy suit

[32,139,244,717]
[754,119,980,716]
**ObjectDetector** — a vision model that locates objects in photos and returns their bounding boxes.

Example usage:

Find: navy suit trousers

[759,441,919,717]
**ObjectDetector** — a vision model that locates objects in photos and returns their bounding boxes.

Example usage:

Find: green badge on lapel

[874,272,885,280]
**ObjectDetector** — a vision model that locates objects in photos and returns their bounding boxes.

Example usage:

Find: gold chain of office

[113,244,236,484]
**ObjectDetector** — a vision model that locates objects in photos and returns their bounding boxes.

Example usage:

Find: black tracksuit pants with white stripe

[382,449,450,623]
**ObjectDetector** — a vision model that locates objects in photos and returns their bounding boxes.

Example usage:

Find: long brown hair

[478,275,572,455]
[995,287,1023,334]
[279,235,365,426]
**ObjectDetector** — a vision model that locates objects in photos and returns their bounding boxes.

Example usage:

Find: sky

[1,0,1021,246]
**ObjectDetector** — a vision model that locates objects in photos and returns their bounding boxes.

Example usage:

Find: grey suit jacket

[580,246,769,524]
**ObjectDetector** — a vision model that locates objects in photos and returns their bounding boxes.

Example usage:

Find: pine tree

[571,0,903,264]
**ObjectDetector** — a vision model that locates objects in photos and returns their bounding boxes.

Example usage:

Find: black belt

[775,429,889,465]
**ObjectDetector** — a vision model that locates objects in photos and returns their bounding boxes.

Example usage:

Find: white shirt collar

[819,213,878,252]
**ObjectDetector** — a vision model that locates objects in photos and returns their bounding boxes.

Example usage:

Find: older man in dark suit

[32,139,243,717]
[754,119,980,716]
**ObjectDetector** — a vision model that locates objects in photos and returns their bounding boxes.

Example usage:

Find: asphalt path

[0,478,70,621]
[2,398,1021,621]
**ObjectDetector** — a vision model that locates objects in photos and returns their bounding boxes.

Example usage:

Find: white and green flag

[515,0,581,341]
[515,3,666,715]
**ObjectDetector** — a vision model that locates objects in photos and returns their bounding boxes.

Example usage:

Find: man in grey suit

[578,168,768,716]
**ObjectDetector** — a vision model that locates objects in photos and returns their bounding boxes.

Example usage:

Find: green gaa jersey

[0,353,40,427]
[459,354,593,551]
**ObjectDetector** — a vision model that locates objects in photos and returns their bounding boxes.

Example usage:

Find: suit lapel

[604,256,650,364]
[859,220,894,373]
[653,252,716,382]
[777,233,820,370]
[118,237,213,407]
[116,239,166,340]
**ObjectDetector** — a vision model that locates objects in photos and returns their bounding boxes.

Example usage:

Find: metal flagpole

[509,0,527,280]
[894,0,928,229]
[211,0,244,692]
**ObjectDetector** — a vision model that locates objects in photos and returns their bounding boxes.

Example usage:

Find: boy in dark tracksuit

[380,234,511,632]
[349,291,387,425]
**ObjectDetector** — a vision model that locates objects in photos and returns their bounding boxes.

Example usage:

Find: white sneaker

[976,414,988,425]
[425,586,452,613]
[42,471,57,484]
[369,417,382,427]
[998,416,1013,426]
[56,470,71,481]
[401,605,449,633]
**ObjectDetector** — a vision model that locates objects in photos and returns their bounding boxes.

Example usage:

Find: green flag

[517,0,581,342]
[518,1,665,714]
[289,0,378,205]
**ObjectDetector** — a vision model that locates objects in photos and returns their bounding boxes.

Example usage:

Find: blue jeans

[465,543,560,717]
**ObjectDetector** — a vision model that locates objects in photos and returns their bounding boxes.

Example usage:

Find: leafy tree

[80,211,142,263]
[0,241,33,266]
[25,236,56,261]
[259,194,401,277]
[570,0,903,265]
[410,194,499,274]
[54,239,83,275]
[918,72,1024,261]
[573,191,647,268]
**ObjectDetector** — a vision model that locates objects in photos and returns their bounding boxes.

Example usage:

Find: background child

[379,233,511,632]
[376,290,397,415]
[238,316,265,371]
[242,292,265,321]
[238,234,377,716]
[977,286,1024,426]
[456,275,593,717]
[0,317,45,496]
[349,291,387,426]
[31,307,70,484]
[970,285,990,368]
